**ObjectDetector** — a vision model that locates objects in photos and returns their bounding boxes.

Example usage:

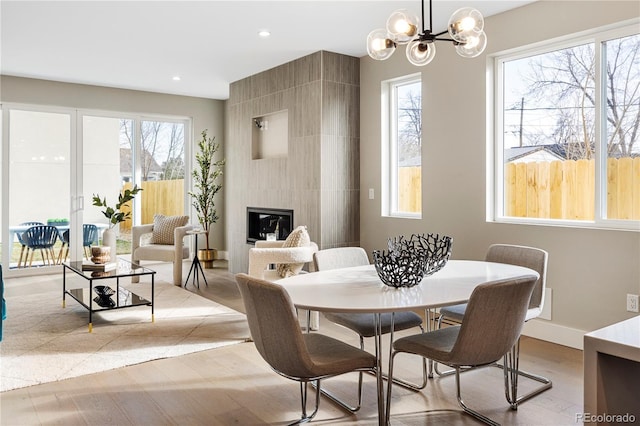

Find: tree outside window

[499,28,639,226]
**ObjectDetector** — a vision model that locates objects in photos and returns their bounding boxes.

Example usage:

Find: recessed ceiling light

[172,75,181,81]
[258,30,271,38]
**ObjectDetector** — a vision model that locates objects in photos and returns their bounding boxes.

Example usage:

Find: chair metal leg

[454,367,500,426]
[290,380,320,425]
[433,313,458,377]
[499,338,552,409]
[367,319,429,391]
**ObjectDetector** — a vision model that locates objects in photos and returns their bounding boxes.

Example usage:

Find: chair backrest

[22,225,59,248]
[17,222,44,245]
[235,273,318,378]
[485,244,548,311]
[313,247,370,271]
[83,224,99,246]
[449,275,538,367]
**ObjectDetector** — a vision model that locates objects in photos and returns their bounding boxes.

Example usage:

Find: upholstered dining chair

[436,244,551,408]
[248,225,319,328]
[386,275,538,425]
[235,273,379,425]
[312,247,427,413]
[131,215,192,286]
[16,221,44,268]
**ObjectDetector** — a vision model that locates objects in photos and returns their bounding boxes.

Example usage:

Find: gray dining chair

[312,247,427,413]
[234,273,379,425]
[386,275,538,425]
[436,244,551,408]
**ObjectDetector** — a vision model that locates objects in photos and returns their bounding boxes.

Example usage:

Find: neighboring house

[120,148,164,182]
[506,145,566,163]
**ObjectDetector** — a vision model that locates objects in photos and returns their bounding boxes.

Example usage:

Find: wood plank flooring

[0,260,584,425]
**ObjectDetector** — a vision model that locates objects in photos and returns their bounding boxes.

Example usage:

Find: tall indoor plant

[188,129,224,268]
[92,185,143,261]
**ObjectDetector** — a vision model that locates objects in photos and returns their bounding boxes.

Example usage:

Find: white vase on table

[102,228,117,262]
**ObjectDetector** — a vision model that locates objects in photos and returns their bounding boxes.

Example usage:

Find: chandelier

[366,0,487,66]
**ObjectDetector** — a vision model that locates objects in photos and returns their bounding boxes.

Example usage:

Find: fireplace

[246,207,294,244]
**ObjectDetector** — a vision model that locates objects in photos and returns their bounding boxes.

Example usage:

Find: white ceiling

[1,0,534,100]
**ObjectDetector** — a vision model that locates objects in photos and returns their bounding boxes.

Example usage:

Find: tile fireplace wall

[226,51,360,274]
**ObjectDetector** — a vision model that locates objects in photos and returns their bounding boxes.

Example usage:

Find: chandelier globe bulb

[406,39,436,66]
[448,7,484,43]
[386,9,420,44]
[455,30,487,58]
[367,28,397,61]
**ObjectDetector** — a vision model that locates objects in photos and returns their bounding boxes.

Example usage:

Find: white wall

[359,1,640,348]
[1,76,226,250]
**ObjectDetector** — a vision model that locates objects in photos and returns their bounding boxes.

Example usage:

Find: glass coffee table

[62,258,156,332]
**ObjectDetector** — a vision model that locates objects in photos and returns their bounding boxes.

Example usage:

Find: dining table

[277,259,540,425]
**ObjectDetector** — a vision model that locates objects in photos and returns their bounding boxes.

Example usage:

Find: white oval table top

[277,260,539,313]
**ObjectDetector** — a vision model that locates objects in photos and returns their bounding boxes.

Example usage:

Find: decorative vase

[198,248,217,269]
[102,228,117,262]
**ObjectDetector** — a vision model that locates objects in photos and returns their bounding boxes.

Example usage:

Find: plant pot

[102,229,117,262]
[198,248,217,269]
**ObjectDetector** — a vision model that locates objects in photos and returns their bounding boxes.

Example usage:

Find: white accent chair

[248,239,319,328]
[131,223,193,286]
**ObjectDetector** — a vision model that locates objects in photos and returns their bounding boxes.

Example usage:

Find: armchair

[131,220,192,286]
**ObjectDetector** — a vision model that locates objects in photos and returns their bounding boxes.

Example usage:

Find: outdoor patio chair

[21,225,59,268]
[16,221,44,268]
[57,224,100,263]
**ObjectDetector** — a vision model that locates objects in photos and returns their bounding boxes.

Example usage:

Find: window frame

[489,20,640,232]
[381,73,422,219]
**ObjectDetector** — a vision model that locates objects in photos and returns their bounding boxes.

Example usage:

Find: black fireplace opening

[246,207,294,244]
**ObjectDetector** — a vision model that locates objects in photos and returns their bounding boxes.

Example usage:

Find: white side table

[185,229,208,289]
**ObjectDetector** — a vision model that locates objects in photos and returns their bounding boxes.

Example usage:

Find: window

[493,24,640,230]
[383,74,422,217]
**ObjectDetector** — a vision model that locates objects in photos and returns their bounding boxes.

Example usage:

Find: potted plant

[92,185,143,261]
[188,129,224,268]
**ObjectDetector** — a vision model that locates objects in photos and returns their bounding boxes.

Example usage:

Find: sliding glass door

[2,108,73,271]
[1,105,190,276]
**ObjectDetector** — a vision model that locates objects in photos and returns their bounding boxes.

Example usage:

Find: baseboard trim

[522,319,585,350]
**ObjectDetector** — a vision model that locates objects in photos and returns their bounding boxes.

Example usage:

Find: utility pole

[519,97,524,147]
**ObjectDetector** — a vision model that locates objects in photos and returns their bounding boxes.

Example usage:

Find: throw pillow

[150,214,189,245]
[277,225,311,278]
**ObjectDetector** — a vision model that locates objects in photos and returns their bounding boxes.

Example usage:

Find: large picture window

[383,74,422,217]
[493,24,639,230]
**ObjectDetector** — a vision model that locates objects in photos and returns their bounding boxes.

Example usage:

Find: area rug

[0,273,249,392]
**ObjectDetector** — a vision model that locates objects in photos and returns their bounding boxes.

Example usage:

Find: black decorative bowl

[373,233,453,288]
[94,285,115,297]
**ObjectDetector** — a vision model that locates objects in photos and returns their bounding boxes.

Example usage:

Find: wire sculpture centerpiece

[373,233,453,288]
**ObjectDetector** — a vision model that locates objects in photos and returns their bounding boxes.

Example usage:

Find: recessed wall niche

[251,110,288,159]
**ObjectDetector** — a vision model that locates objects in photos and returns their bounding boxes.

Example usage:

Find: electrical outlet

[627,294,639,313]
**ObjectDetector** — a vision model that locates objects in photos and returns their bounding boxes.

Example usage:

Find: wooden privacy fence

[120,179,185,231]
[398,167,421,213]
[505,158,640,220]
[399,158,640,220]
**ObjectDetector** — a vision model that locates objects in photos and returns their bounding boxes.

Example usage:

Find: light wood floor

[0,260,584,425]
